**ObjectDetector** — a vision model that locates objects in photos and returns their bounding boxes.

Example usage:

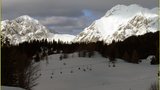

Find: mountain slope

[1,15,51,44]
[73,4,158,44]
[1,15,75,44]
[47,33,76,43]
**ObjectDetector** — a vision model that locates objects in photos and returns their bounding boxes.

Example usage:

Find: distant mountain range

[1,4,158,45]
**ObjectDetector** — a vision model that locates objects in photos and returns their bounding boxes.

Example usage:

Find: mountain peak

[1,15,76,44]
[16,15,33,20]
[15,15,39,24]
[74,4,158,44]
[104,4,153,18]
[1,15,51,44]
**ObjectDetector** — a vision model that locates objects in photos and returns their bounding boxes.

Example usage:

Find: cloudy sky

[2,0,158,35]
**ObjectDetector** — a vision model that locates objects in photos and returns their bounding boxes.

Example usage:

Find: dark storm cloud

[3,0,157,19]
[39,16,85,27]
[39,15,94,35]
[2,0,158,35]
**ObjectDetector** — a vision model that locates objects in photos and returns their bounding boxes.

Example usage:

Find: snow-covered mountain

[1,15,75,44]
[73,4,158,44]
[1,4,158,45]
[1,15,51,44]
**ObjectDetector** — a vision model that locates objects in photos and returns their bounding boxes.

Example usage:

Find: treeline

[99,31,159,64]
[1,31,159,90]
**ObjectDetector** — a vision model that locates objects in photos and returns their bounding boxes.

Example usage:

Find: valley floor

[32,53,158,90]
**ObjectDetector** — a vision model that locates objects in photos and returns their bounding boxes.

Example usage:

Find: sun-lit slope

[1,15,76,44]
[34,53,158,90]
[74,4,158,44]
[1,15,51,44]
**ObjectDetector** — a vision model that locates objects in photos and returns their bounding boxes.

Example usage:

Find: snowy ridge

[1,15,75,44]
[1,4,158,44]
[73,4,158,44]
[1,15,51,44]
[47,34,75,43]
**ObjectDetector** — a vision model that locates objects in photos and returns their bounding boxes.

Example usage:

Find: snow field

[34,53,158,90]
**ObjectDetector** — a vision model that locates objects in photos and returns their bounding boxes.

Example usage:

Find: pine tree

[131,50,139,63]
[88,51,94,58]
[115,48,120,58]
[82,51,86,57]
[122,51,130,62]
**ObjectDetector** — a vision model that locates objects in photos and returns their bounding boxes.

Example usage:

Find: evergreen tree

[131,50,139,63]
[88,51,94,58]
[122,51,130,62]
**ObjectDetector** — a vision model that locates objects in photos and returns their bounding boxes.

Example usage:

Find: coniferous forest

[1,31,159,89]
